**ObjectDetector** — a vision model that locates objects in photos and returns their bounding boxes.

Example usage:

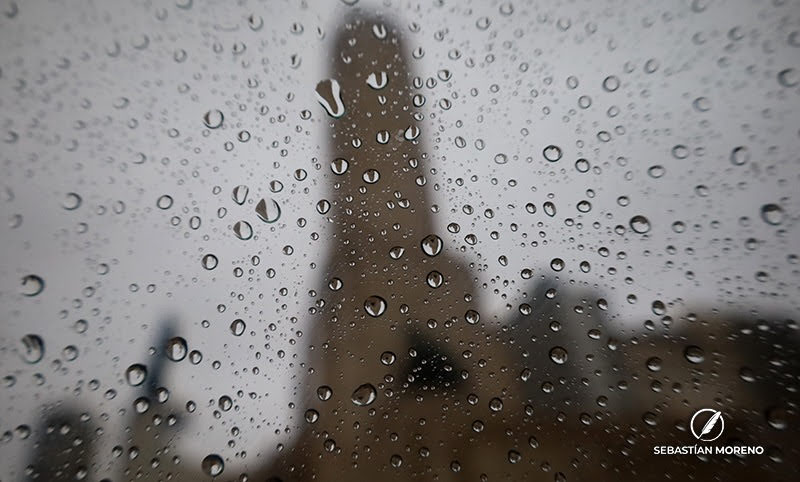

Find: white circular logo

[690,409,725,442]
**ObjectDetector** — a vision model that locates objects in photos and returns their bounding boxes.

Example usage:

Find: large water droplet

[425,270,443,288]
[62,192,82,210]
[202,254,218,270]
[126,364,147,386]
[364,296,387,317]
[760,204,784,226]
[420,234,443,256]
[230,319,246,336]
[19,334,44,364]
[629,215,651,234]
[543,145,562,162]
[549,346,568,365]
[201,454,224,477]
[366,71,387,90]
[317,385,333,401]
[20,275,45,296]
[684,345,705,364]
[380,351,396,365]
[203,109,224,129]
[362,169,380,184]
[232,185,249,205]
[232,220,253,240]
[166,337,187,362]
[255,198,281,223]
[315,79,345,118]
[351,383,377,406]
[330,157,349,175]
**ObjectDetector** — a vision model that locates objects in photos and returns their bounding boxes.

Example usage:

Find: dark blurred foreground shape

[25,12,799,482]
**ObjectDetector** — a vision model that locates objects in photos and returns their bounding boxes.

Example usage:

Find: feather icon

[699,410,722,438]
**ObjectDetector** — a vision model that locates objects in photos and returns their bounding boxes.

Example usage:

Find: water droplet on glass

[380,351,396,365]
[203,109,224,129]
[315,79,345,118]
[201,454,224,477]
[420,234,443,256]
[489,397,504,412]
[62,192,82,210]
[543,145,562,162]
[202,254,218,270]
[777,68,798,88]
[362,169,380,184]
[404,125,420,141]
[19,334,44,364]
[602,75,620,92]
[255,198,281,223]
[156,195,173,210]
[317,385,332,401]
[364,296,387,317]
[230,319,246,336]
[166,337,187,362]
[232,220,253,240]
[730,146,750,166]
[629,215,651,234]
[232,185,249,205]
[646,356,662,372]
[330,157,349,175]
[305,409,319,423]
[549,346,568,365]
[760,204,783,226]
[20,275,45,296]
[426,271,444,288]
[366,71,388,90]
[126,364,147,386]
[351,383,377,406]
[684,345,705,364]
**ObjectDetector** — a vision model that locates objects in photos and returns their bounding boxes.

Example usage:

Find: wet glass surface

[0,0,798,480]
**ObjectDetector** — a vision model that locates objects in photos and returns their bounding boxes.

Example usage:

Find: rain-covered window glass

[1,0,798,480]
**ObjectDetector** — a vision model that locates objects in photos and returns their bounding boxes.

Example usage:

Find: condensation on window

[0,0,798,480]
